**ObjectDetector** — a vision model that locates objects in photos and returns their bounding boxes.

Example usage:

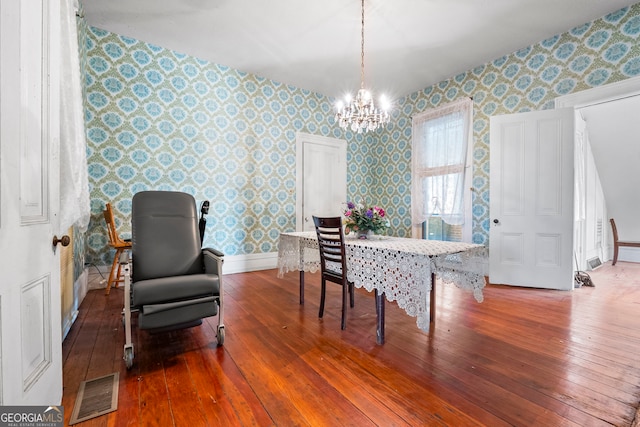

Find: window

[411,98,473,241]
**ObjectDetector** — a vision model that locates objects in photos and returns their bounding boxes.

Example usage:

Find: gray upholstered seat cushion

[133,273,219,306]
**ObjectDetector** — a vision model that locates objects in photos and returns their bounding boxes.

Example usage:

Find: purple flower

[347,201,355,209]
[366,209,373,218]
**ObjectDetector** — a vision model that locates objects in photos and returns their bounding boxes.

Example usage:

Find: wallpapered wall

[83,3,640,265]
[82,27,379,265]
[373,3,640,245]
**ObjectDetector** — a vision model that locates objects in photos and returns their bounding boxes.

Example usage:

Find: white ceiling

[82,0,638,100]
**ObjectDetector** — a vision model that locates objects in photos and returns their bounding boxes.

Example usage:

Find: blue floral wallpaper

[372,3,640,245]
[82,27,379,265]
[82,3,640,265]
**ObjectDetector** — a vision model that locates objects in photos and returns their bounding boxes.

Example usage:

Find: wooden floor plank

[62,262,640,426]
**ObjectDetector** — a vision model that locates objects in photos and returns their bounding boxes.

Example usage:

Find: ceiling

[82,0,638,100]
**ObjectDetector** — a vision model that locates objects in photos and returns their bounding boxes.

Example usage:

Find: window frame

[411,98,474,242]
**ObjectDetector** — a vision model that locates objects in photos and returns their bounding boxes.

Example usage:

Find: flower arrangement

[343,201,390,237]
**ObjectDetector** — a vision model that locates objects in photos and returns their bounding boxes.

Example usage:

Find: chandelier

[335,0,391,133]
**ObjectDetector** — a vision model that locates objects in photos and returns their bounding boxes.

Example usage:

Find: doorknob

[493,219,500,225]
[304,217,309,222]
[53,235,71,247]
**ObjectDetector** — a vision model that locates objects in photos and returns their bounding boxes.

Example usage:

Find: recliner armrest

[203,247,224,258]
[202,247,224,275]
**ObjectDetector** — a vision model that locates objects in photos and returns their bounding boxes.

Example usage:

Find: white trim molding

[222,252,279,274]
[555,75,640,108]
[90,253,280,289]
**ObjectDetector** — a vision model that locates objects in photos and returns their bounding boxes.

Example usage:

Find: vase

[356,229,373,239]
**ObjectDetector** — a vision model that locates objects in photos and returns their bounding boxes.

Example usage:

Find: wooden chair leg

[341,279,348,330]
[114,257,123,289]
[319,278,326,318]
[612,243,619,266]
[105,248,123,295]
[349,281,354,308]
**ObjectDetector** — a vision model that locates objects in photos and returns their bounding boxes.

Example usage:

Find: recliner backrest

[132,191,203,281]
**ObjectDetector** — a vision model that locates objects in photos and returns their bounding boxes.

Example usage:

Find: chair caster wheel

[124,346,134,369]
[217,325,225,346]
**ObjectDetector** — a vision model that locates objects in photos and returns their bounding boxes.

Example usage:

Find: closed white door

[489,108,574,290]
[296,133,346,231]
[0,0,63,404]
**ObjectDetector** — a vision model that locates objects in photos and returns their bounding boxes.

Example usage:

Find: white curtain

[59,0,90,233]
[411,97,472,238]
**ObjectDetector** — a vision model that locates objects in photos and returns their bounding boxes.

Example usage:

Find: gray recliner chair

[121,191,224,369]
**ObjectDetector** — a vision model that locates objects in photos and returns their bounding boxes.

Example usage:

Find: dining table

[277,231,489,344]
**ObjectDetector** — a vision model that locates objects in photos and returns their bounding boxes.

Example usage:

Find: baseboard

[62,269,88,341]
[618,246,640,263]
[87,252,279,281]
[222,252,278,274]
[88,265,109,290]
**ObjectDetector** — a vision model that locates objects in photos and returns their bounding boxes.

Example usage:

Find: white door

[0,0,63,404]
[489,108,574,290]
[574,111,588,271]
[296,133,347,231]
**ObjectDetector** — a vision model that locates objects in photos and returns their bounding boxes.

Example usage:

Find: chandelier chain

[360,0,365,89]
[333,0,391,133]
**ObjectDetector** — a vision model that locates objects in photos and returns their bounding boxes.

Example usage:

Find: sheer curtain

[59,0,90,233]
[411,97,472,238]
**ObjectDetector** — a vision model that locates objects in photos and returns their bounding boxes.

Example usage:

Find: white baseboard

[222,252,278,274]
[88,265,110,290]
[603,244,640,264]
[62,269,88,341]
[88,252,279,283]
[75,268,89,301]
[619,246,640,263]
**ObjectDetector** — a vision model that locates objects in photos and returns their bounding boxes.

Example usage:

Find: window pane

[420,171,465,221]
[425,217,462,242]
[419,113,466,168]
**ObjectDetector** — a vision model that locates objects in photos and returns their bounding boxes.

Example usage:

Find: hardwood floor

[62,262,640,426]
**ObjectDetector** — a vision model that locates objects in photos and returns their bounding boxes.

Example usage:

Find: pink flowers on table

[343,201,390,236]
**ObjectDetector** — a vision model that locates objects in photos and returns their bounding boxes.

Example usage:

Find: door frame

[555,74,640,263]
[295,132,346,231]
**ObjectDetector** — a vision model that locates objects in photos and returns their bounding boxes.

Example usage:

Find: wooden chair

[610,218,640,266]
[103,203,132,295]
[313,216,354,330]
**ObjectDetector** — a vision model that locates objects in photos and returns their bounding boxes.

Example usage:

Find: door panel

[296,133,346,231]
[0,0,62,404]
[490,108,574,290]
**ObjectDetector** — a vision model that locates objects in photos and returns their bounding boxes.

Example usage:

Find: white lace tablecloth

[277,231,488,331]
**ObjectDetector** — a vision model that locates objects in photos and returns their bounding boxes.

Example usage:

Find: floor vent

[69,372,119,425]
[587,257,602,270]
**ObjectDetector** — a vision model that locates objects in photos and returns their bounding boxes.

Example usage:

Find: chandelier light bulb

[379,95,390,111]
